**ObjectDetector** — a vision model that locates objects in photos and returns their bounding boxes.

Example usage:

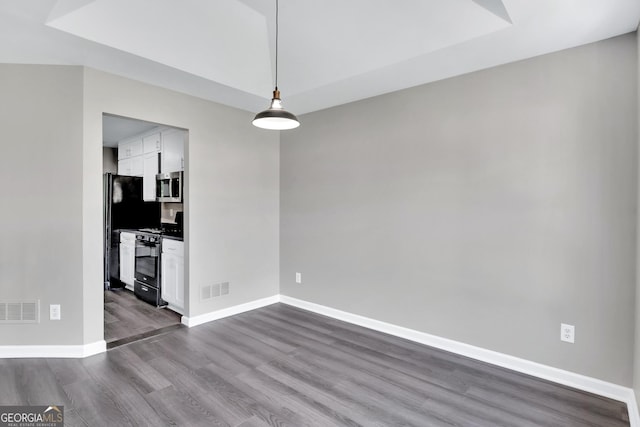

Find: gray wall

[82,68,280,343]
[281,34,638,386]
[0,65,85,345]
[635,28,640,407]
[0,64,279,347]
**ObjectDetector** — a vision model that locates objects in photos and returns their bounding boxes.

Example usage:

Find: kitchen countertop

[118,229,183,241]
[161,234,183,241]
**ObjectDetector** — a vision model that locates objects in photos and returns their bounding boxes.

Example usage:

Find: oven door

[134,237,159,286]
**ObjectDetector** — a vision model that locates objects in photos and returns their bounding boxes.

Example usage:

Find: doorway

[102,113,187,348]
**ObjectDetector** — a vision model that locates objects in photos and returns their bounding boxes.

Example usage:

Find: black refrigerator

[103,173,160,290]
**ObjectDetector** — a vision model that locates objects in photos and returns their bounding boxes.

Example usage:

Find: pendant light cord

[275,0,279,91]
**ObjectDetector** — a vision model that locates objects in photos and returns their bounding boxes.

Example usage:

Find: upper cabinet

[117,127,185,200]
[117,138,143,160]
[117,137,145,178]
[142,132,162,201]
[143,132,162,154]
[142,152,160,201]
[118,156,143,177]
[161,129,185,173]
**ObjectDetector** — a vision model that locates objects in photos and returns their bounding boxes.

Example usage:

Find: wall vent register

[201,282,230,300]
[0,301,40,323]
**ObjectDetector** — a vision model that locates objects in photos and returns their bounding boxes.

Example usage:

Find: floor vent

[0,301,40,323]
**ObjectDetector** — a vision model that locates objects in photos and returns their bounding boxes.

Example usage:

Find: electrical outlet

[295,272,302,284]
[50,304,61,321]
[560,323,575,343]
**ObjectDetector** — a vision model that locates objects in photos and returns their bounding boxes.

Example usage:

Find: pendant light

[252,0,300,130]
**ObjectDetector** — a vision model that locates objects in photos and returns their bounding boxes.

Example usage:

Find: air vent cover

[201,284,212,300]
[220,282,229,295]
[0,301,40,323]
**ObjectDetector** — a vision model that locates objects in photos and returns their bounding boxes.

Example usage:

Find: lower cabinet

[161,239,184,313]
[119,232,136,290]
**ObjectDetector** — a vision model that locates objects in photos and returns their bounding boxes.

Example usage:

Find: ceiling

[102,114,161,147]
[0,1,638,116]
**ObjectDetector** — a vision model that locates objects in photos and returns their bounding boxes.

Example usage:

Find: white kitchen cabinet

[143,132,162,153]
[118,128,184,178]
[119,232,136,290]
[161,239,184,313]
[117,159,129,175]
[161,129,185,173]
[118,156,143,177]
[117,138,143,160]
[143,152,160,201]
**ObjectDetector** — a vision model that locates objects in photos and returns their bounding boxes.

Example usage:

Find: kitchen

[102,114,186,347]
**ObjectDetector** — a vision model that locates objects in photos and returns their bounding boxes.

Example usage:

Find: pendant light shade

[253,0,299,130]
[253,89,299,130]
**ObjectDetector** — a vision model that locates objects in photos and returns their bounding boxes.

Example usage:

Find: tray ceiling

[0,0,638,115]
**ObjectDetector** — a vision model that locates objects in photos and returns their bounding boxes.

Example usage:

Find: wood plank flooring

[104,288,183,348]
[1,303,630,426]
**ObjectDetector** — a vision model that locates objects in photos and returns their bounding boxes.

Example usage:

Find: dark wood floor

[1,303,629,426]
[104,288,183,348]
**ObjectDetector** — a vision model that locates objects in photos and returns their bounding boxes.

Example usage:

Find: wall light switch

[560,323,574,343]
[295,272,302,284]
[50,304,61,321]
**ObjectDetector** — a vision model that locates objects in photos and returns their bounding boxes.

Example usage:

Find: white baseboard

[0,340,106,358]
[181,295,280,328]
[1,295,637,425]
[631,401,640,427]
[279,295,639,426]
[0,293,282,358]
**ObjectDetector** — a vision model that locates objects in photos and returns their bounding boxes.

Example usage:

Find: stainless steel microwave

[156,172,182,202]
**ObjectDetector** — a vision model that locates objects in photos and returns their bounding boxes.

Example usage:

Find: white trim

[280,295,639,426]
[0,340,106,358]
[630,400,640,427]
[166,303,184,316]
[181,295,280,328]
[0,295,637,425]
[81,340,107,357]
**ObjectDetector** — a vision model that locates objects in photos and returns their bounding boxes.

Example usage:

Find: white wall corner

[279,295,639,426]
[628,393,640,427]
[81,340,107,357]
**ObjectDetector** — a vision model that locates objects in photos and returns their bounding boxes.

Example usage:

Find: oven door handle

[136,241,159,247]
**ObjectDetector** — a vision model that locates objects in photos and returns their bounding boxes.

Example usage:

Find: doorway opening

[102,113,187,348]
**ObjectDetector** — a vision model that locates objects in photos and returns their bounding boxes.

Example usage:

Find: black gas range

[138,226,183,239]
[133,230,164,307]
[132,227,183,307]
